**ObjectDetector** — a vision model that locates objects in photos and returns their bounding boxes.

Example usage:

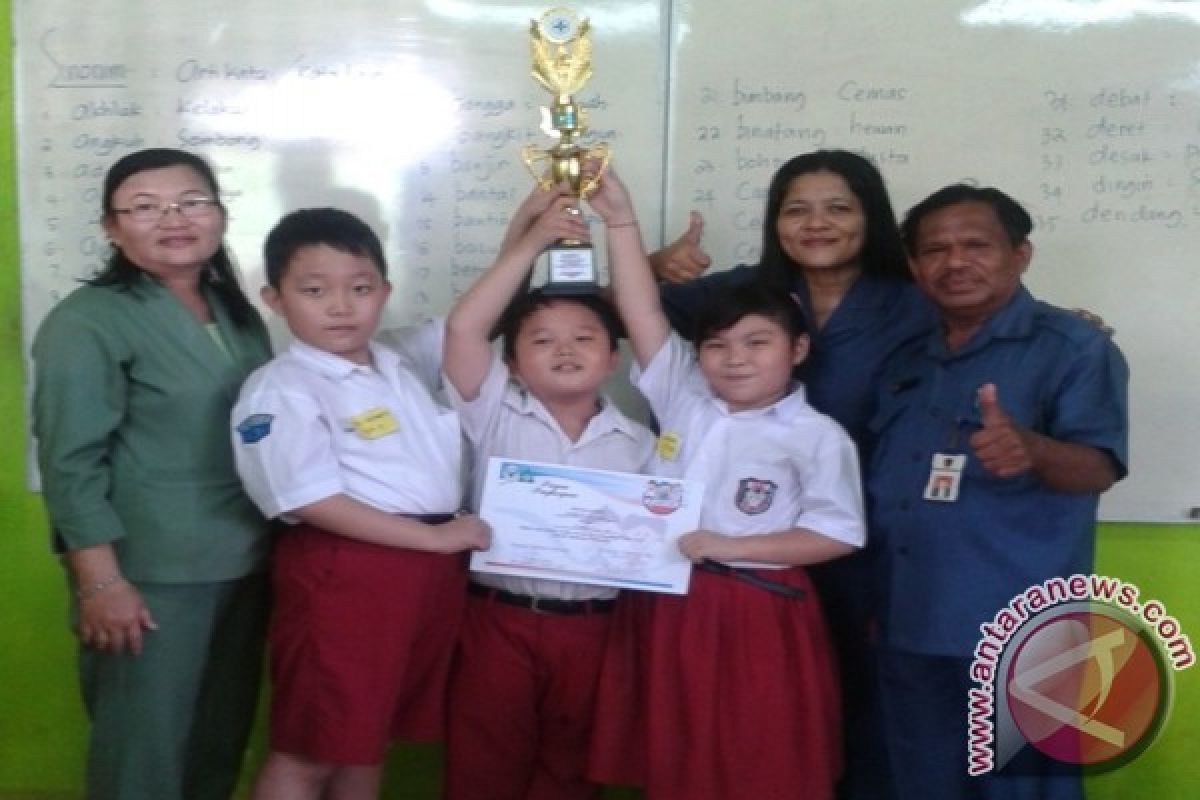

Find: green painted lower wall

[1,2,1194,795]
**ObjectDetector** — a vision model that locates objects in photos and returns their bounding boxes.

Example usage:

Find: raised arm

[443,186,587,400]
[586,169,671,368]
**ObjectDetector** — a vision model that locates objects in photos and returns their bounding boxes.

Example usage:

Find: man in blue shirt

[869,184,1129,799]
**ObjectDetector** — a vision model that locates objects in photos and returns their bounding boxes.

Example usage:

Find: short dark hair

[264,208,387,288]
[902,184,1033,254]
[93,148,259,328]
[758,149,909,292]
[693,281,808,344]
[496,290,623,362]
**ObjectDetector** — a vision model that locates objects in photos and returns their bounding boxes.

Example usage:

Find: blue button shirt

[867,287,1129,656]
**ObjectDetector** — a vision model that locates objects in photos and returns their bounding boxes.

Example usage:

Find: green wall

[0,2,1195,795]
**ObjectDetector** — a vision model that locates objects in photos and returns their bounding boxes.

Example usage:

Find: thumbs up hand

[650,211,712,283]
[683,211,705,246]
[969,383,1036,477]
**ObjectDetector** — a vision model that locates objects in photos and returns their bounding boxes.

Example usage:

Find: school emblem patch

[735,477,777,515]
[236,413,274,444]
[642,479,683,515]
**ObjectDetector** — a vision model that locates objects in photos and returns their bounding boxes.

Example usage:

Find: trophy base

[541,241,599,296]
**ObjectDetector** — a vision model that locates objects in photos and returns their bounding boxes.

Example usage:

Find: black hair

[264,208,387,288]
[693,280,808,345]
[92,147,259,328]
[496,290,624,363]
[901,184,1033,254]
[757,149,909,293]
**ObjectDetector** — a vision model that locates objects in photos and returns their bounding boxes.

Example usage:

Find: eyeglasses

[112,197,220,224]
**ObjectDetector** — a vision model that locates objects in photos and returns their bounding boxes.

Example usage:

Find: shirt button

[911,453,921,463]
[899,500,911,511]
[897,546,910,556]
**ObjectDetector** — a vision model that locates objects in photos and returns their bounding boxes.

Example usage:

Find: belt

[401,513,457,524]
[467,582,616,615]
[698,559,807,601]
[286,513,457,537]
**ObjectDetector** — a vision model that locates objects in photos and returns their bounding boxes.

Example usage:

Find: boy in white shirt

[231,208,489,800]
[441,188,655,800]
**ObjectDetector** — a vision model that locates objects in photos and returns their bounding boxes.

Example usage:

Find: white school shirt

[232,338,463,521]
[636,332,865,568]
[446,355,656,601]
[376,318,445,401]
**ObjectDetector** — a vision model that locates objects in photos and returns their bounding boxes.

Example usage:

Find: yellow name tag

[348,407,399,439]
[656,431,681,461]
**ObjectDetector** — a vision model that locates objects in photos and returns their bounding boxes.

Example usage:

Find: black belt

[402,513,457,524]
[468,582,616,615]
[698,559,807,601]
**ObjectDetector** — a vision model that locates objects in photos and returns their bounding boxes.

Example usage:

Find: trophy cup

[522,7,610,295]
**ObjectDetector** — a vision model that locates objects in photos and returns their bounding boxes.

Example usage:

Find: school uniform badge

[347,407,399,439]
[236,413,274,444]
[642,479,684,515]
[735,477,777,515]
[655,431,681,462]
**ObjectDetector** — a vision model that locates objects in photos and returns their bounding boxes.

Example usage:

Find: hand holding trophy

[521,7,611,294]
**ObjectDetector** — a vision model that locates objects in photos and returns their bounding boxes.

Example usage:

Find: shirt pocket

[868,382,917,439]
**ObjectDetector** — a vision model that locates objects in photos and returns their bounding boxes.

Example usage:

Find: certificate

[471,457,699,594]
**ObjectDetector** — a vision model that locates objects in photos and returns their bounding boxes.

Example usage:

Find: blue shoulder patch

[236,413,274,444]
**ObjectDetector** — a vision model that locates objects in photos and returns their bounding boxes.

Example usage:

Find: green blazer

[33,273,273,583]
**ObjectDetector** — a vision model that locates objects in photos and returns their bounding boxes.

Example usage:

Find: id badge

[348,407,399,439]
[656,431,682,462]
[923,453,966,502]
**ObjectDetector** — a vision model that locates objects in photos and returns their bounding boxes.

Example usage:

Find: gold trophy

[522,7,610,294]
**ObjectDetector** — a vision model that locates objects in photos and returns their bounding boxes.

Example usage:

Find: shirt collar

[587,396,646,440]
[285,338,396,379]
[505,380,642,442]
[791,271,907,312]
[927,285,1037,360]
[703,381,811,420]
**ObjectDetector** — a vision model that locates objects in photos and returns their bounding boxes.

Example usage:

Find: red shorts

[444,589,613,800]
[267,524,468,765]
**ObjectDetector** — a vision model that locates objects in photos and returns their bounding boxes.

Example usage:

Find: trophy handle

[521,145,556,189]
[578,143,611,197]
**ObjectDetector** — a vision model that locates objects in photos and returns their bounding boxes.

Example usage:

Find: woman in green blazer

[32,148,273,800]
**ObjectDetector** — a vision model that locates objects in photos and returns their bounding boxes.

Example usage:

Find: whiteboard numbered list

[665,1,1200,521]
[15,0,667,345]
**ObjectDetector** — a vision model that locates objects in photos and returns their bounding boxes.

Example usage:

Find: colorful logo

[642,479,683,515]
[1002,604,1170,769]
[735,477,777,515]
[968,576,1192,777]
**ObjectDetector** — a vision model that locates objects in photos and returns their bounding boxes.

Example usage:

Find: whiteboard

[14,0,667,333]
[666,0,1200,522]
[14,0,1200,521]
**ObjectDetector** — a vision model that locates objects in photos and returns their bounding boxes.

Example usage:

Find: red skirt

[589,566,841,800]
